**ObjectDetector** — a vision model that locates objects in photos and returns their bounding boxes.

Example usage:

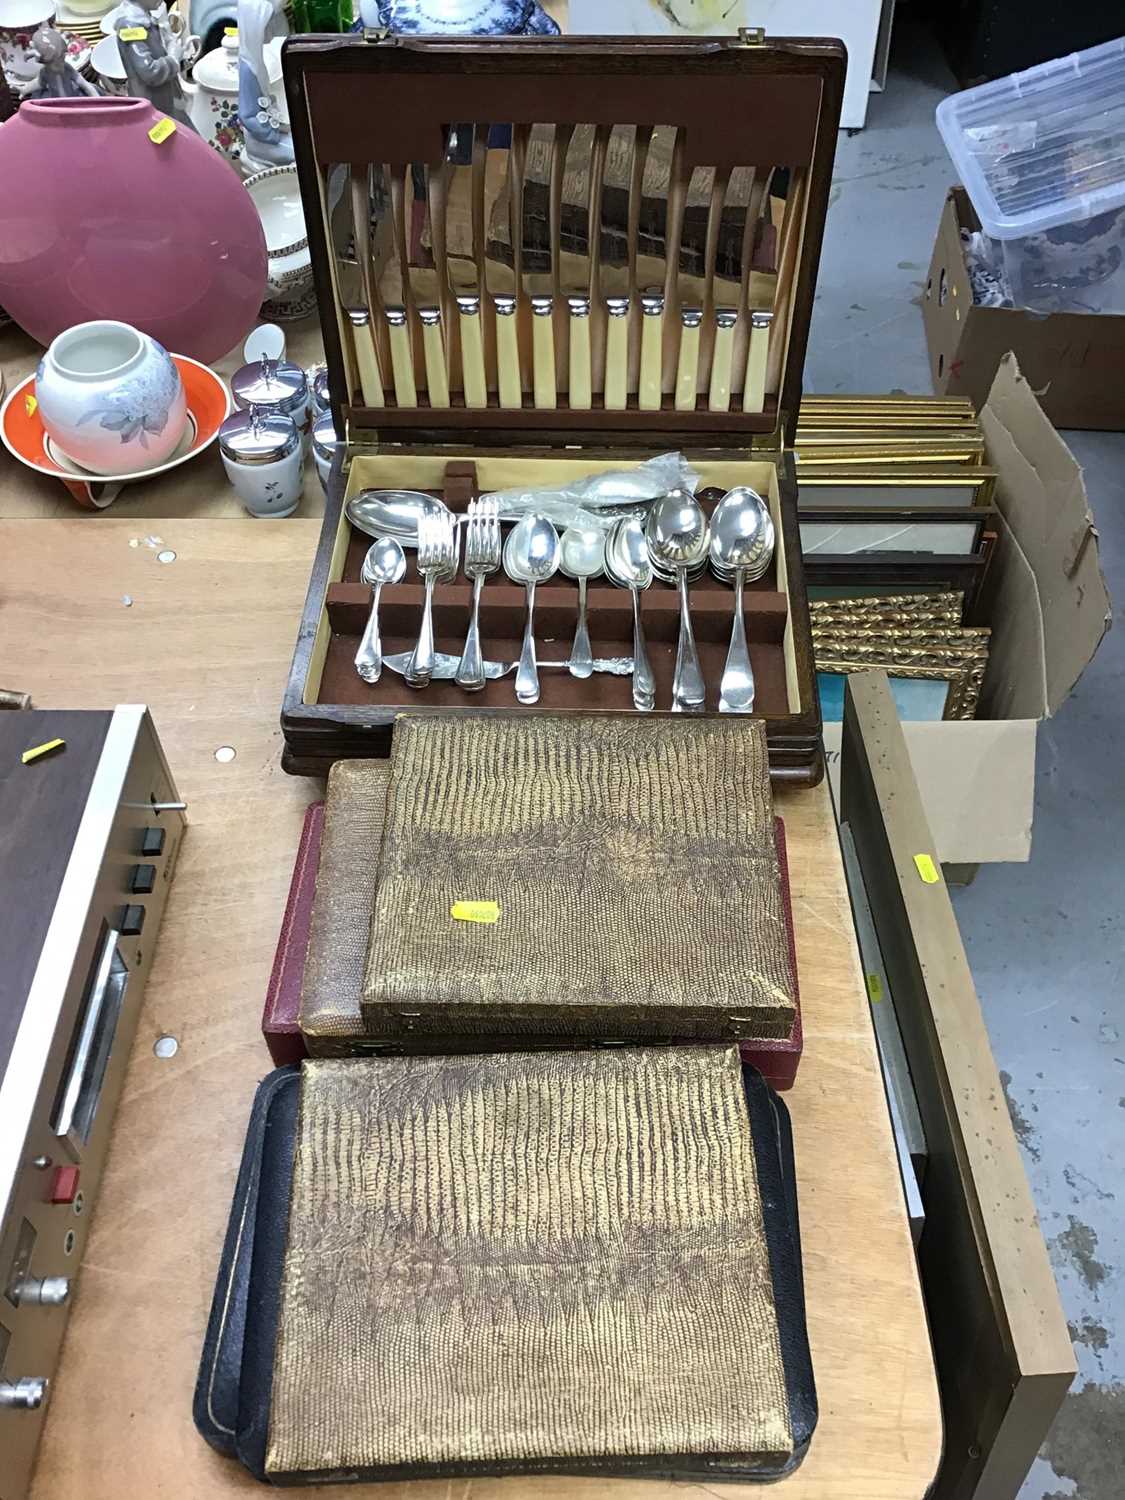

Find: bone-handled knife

[708,167,754,413]
[636,125,680,412]
[483,132,522,409]
[674,164,715,413]
[520,124,561,410]
[444,122,488,409]
[379,163,417,407]
[598,125,642,412]
[560,123,601,411]
[744,168,778,415]
[346,165,385,408]
[397,163,448,409]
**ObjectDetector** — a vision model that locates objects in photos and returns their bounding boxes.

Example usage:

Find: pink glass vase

[0,97,267,364]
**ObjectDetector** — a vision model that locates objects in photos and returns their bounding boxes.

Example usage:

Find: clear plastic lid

[936,35,1125,239]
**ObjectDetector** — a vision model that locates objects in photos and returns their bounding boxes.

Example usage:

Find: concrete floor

[807,16,1124,1499]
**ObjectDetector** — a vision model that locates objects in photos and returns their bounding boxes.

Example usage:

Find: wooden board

[839,670,1075,1500]
[0,519,941,1500]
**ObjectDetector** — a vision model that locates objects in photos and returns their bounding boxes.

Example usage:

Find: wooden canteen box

[280,33,846,783]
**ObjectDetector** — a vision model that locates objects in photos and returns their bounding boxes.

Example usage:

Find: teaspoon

[559,524,605,680]
[645,490,710,712]
[709,487,771,714]
[606,517,655,711]
[503,513,560,705]
[354,536,406,684]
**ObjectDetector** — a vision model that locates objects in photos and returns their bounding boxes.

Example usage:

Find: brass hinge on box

[739,26,767,46]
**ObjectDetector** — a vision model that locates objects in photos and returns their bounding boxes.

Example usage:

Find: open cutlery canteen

[283,34,843,783]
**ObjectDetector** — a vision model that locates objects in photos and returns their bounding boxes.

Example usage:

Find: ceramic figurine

[357,0,559,35]
[237,0,293,170]
[0,0,54,82]
[0,96,267,362]
[22,26,99,98]
[0,68,16,121]
[36,320,189,476]
[114,0,194,131]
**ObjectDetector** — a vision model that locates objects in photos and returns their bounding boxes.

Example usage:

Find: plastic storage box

[936,35,1125,313]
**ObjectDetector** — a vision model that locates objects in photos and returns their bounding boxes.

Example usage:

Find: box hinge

[362,25,391,42]
[738,26,767,46]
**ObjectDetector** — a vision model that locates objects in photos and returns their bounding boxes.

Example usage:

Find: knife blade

[346,165,385,408]
[399,162,448,409]
[381,163,417,408]
[483,133,522,409]
[744,167,777,415]
[597,125,642,412]
[708,166,755,413]
[520,123,561,410]
[444,122,488,410]
[559,123,601,411]
[636,125,681,412]
[673,163,716,413]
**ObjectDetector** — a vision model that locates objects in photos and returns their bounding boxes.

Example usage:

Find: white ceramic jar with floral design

[36,320,188,475]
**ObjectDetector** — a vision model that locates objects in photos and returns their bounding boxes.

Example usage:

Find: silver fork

[455,498,501,691]
[406,511,457,688]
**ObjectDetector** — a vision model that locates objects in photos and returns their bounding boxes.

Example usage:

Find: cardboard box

[924,188,1125,432]
[823,353,1111,864]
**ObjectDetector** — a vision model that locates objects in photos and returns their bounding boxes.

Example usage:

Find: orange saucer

[1,355,231,509]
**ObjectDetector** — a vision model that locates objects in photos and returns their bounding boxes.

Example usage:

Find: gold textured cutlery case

[280,33,847,783]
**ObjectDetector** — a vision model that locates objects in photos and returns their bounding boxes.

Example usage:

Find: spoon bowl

[710,486,771,573]
[559,524,605,581]
[361,535,407,589]
[644,488,710,570]
[607,515,653,590]
[504,513,561,585]
[347,489,451,547]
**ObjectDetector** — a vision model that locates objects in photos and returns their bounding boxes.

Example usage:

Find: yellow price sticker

[119,25,147,40]
[913,852,940,885]
[22,738,65,765]
[450,900,500,925]
[148,117,177,144]
[866,973,883,1003]
[24,393,37,417]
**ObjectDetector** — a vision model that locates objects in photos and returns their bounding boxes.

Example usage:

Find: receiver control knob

[14,1276,70,1307]
[0,1378,48,1410]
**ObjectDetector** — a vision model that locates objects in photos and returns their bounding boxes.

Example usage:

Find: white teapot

[180,31,284,172]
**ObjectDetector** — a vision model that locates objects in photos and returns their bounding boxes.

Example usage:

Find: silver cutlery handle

[568,576,593,679]
[630,585,655,711]
[354,580,385,684]
[516,579,540,704]
[719,569,756,714]
[406,573,437,688]
[672,568,706,713]
[456,573,486,692]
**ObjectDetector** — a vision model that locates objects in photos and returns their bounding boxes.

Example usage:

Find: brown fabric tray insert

[317,473,792,716]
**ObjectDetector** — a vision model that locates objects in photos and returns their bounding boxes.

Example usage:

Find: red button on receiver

[48,1165,80,1204]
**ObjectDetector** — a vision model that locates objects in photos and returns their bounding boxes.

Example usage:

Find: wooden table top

[0,518,941,1499]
